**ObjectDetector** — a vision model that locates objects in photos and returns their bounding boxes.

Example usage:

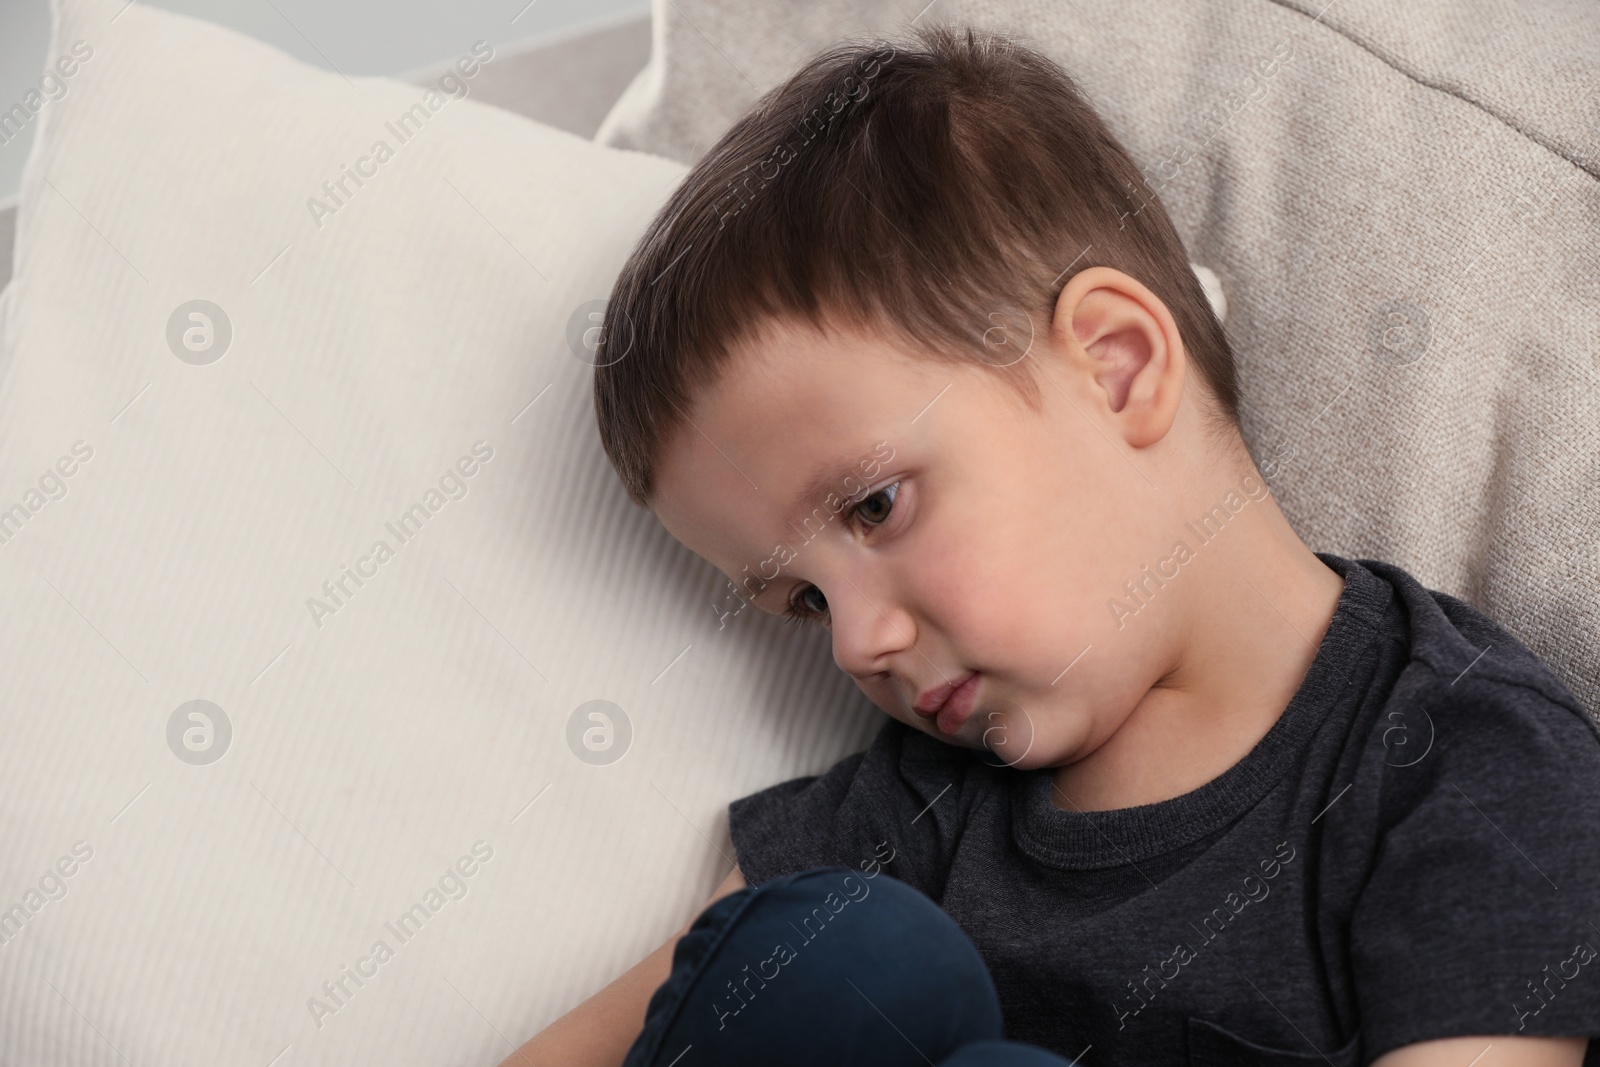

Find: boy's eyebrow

[787,456,873,523]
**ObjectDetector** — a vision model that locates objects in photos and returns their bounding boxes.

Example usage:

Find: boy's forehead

[658,432,884,525]
[652,408,896,578]
[650,321,938,577]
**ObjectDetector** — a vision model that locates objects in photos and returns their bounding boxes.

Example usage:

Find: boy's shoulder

[1347,553,1600,778]
[1359,553,1592,719]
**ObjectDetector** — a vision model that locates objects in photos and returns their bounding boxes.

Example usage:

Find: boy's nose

[828,581,917,679]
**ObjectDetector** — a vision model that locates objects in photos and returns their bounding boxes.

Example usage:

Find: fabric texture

[623,866,1073,1066]
[596,0,1600,720]
[0,1,888,1065]
[728,553,1600,1063]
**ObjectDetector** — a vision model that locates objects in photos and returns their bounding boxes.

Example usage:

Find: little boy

[510,23,1600,1067]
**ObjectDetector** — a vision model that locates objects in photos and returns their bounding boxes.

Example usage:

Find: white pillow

[0,1,878,1064]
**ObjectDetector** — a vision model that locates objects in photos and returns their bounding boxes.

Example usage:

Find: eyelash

[783,481,901,628]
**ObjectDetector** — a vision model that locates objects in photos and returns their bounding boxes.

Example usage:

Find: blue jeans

[624,867,1072,1067]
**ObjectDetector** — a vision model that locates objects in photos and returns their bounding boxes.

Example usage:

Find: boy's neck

[1051,493,1346,813]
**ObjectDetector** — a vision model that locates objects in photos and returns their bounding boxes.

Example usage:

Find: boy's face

[650,269,1219,771]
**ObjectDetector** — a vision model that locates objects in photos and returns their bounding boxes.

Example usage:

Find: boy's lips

[914,671,980,734]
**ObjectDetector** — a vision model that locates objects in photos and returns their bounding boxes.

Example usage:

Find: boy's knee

[731,867,989,993]
[629,866,1003,1067]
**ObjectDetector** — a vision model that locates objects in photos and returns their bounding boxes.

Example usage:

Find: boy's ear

[1049,267,1186,449]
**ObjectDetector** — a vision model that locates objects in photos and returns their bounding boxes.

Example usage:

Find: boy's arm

[1372,1035,1587,1066]
[494,864,747,1067]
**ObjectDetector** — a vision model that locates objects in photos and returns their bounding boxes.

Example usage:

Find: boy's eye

[784,583,829,628]
[782,480,901,628]
[852,481,899,527]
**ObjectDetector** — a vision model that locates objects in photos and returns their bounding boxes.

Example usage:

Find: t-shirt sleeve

[1349,675,1600,1057]
[727,717,975,902]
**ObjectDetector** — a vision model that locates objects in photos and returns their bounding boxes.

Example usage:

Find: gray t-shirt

[728,553,1600,1064]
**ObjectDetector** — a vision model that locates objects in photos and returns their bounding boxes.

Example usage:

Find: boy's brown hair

[593,24,1240,508]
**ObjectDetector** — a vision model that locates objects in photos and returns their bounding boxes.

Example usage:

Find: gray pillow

[596,0,1600,719]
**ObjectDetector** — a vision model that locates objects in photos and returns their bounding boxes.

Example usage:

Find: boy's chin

[972,701,1045,768]
[975,737,1052,770]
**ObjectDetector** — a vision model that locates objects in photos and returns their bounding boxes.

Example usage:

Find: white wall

[0,0,648,201]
